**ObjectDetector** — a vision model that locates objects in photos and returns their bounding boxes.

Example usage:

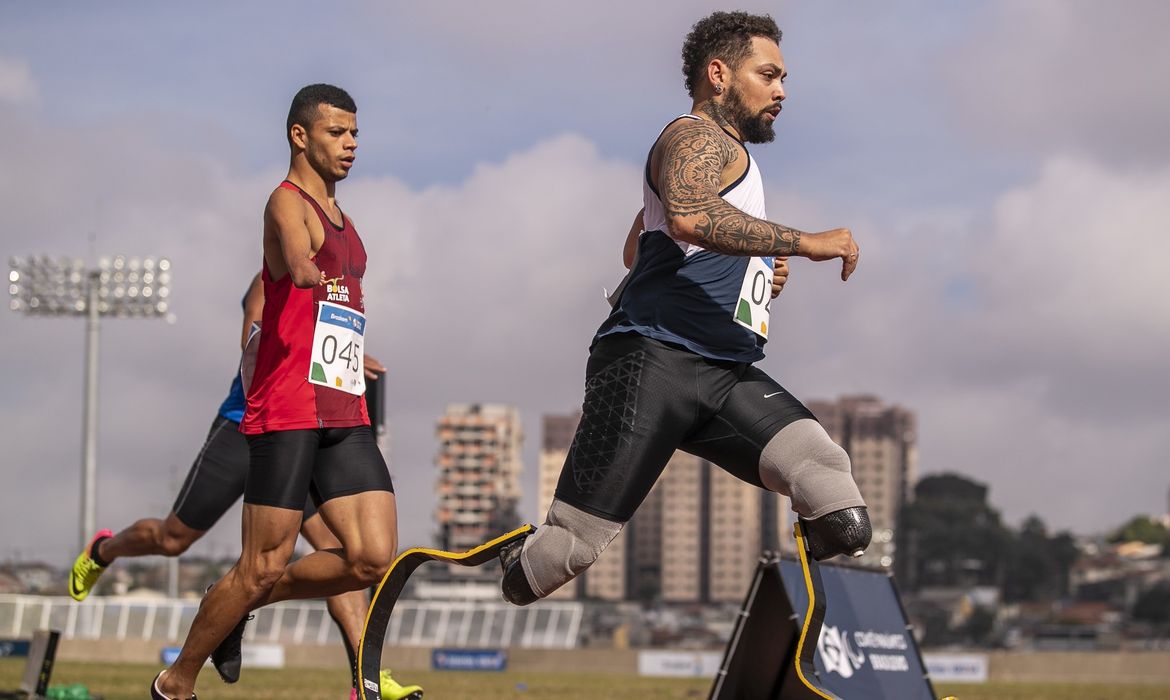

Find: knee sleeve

[520,499,623,598]
[758,419,865,519]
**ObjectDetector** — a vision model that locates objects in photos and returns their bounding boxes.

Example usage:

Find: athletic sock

[90,536,112,567]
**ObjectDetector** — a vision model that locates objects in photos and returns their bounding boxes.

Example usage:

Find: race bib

[308,301,366,395]
[733,256,772,339]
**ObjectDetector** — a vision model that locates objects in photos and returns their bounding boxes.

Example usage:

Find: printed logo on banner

[432,648,507,672]
[818,625,912,678]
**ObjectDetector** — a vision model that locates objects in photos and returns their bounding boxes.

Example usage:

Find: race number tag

[733,256,772,339]
[308,301,366,395]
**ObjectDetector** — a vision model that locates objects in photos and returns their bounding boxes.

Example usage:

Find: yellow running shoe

[379,670,423,700]
[68,529,112,601]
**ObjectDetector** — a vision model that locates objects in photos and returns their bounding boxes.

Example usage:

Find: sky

[1,1,1168,567]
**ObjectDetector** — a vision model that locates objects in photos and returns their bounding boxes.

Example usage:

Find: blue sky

[1,1,1168,565]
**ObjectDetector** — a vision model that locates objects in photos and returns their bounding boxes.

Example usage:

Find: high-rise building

[708,466,764,602]
[806,395,917,568]
[435,403,523,554]
[657,452,706,602]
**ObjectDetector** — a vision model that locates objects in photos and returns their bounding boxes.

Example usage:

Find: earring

[714,84,724,94]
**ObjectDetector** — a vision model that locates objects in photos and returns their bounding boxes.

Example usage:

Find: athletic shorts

[172,415,319,530]
[555,332,815,523]
[244,425,394,511]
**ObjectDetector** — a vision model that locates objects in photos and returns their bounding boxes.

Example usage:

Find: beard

[724,84,776,144]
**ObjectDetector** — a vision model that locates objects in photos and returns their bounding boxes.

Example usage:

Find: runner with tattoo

[501,11,871,605]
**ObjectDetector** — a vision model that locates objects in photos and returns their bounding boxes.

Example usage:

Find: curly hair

[681,11,781,98]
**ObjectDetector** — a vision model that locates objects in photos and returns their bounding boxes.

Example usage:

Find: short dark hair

[681,11,781,98]
[286,83,357,145]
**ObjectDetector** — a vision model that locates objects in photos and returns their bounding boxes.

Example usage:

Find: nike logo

[764,391,783,398]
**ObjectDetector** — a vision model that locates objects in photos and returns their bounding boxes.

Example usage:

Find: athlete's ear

[290,123,308,151]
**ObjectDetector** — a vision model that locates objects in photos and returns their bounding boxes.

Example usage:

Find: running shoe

[380,670,424,700]
[210,613,252,683]
[68,529,112,601]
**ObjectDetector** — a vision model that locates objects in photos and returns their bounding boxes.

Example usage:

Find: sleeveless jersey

[595,115,772,362]
[240,181,370,434]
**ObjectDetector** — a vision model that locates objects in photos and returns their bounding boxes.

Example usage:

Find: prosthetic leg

[357,525,535,700]
[789,521,839,700]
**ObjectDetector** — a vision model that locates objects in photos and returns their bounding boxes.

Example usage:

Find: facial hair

[724,83,775,144]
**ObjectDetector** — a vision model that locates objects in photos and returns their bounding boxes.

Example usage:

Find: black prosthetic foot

[499,531,539,606]
[799,506,872,561]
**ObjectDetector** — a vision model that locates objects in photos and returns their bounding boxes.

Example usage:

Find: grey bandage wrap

[758,419,865,519]
[520,499,624,599]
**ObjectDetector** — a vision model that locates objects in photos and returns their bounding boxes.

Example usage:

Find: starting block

[357,525,535,700]
[0,629,60,700]
[711,524,943,699]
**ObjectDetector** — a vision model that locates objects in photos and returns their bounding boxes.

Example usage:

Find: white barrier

[0,594,582,649]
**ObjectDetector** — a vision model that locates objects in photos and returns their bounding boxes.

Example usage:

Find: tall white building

[435,403,523,553]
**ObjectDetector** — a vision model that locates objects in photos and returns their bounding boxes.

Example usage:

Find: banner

[923,653,989,683]
[638,650,723,678]
[778,559,935,700]
[431,648,507,672]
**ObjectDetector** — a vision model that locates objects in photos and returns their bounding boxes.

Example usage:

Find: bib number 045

[308,301,366,395]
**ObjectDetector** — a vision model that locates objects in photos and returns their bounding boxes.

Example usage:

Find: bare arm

[622,209,644,269]
[263,188,326,289]
[657,119,860,280]
[240,272,264,350]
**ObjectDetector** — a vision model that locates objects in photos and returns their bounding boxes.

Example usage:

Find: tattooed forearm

[658,118,805,257]
[692,204,803,256]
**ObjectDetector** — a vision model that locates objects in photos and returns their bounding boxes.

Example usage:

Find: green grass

[4,659,1170,699]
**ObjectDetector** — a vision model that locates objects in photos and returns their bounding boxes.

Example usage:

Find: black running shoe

[210,613,252,683]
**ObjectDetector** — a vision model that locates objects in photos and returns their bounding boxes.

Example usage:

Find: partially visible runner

[151,84,415,700]
[68,274,418,699]
[500,11,871,607]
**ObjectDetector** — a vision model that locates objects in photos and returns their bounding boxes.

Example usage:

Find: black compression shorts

[554,332,815,523]
[172,415,319,530]
[244,425,394,511]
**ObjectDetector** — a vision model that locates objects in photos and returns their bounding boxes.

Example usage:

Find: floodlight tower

[8,255,172,552]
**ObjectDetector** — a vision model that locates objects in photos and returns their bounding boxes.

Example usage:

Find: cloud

[0,56,37,105]
[764,154,1170,531]
[944,0,1170,168]
[0,106,642,562]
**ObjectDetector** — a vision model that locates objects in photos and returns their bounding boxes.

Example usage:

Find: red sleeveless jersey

[240,181,371,434]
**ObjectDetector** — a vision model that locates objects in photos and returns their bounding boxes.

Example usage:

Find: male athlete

[68,274,417,699]
[501,11,871,606]
[152,84,412,700]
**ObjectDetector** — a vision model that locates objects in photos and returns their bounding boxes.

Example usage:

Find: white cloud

[944,0,1170,167]
[0,56,37,105]
[0,115,642,561]
[764,154,1170,531]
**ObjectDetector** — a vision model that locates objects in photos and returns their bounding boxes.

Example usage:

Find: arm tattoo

[658,115,804,257]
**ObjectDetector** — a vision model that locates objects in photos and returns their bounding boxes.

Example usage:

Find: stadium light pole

[9,255,172,553]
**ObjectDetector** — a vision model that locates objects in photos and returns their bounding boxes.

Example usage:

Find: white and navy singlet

[595,114,773,363]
